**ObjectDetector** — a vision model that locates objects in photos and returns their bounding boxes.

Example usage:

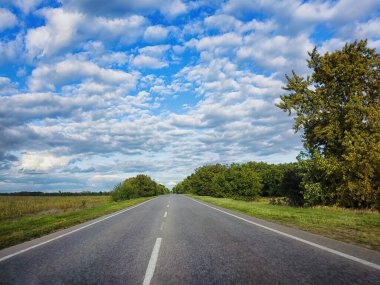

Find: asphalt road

[1,195,379,285]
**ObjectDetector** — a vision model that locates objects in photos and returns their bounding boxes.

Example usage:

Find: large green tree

[277,40,380,208]
[111,174,169,201]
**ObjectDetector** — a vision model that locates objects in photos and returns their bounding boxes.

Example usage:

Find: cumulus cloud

[26,8,148,59]
[354,18,380,39]
[9,0,44,14]
[28,59,136,91]
[0,8,17,31]
[0,77,17,94]
[237,34,314,76]
[223,0,380,35]
[132,55,168,69]
[0,34,25,66]
[144,25,170,43]
[20,152,72,172]
[204,14,242,32]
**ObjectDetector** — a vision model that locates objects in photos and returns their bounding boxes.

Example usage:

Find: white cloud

[144,25,169,43]
[11,0,44,14]
[193,33,242,56]
[26,8,147,59]
[237,34,313,76]
[159,0,187,18]
[26,8,83,59]
[0,34,24,65]
[132,55,168,69]
[28,59,136,91]
[20,152,72,171]
[90,16,147,44]
[318,38,347,54]
[224,0,380,35]
[354,18,380,39]
[139,45,171,56]
[0,8,17,31]
[0,77,17,94]
[204,14,242,32]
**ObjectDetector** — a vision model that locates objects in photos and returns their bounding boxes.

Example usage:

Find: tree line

[172,162,295,201]
[174,40,379,210]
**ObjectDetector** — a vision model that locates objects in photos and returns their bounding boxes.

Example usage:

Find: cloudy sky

[0,0,379,192]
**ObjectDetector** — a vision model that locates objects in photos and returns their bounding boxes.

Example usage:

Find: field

[0,195,152,250]
[0,196,110,221]
[190,195,380,251]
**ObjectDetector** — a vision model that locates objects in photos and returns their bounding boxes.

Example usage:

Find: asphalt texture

[0,194,379,285]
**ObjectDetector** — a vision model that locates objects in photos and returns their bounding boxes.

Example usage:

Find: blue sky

[0,0,379,192]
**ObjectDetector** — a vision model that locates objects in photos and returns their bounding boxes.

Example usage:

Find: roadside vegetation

[174,40,379,249]
[174,40,380,211]
[110,174,169,201]
[0,196,152,250]
[190,195,380,250]
[0,195,109,221]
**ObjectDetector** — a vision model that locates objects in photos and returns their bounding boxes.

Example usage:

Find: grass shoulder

[188,194,380,251]
[0,196,153,250]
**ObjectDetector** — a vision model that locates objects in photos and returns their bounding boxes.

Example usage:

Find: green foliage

[280,165,304,206]
[111,175,169,201]
[277,40,380,209]
[244,162,292,196]
[173,163,262,200]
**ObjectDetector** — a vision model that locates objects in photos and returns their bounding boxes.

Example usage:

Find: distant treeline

[0,191,109,196]
[172,162,295,201]
[111,174,169,201]
[173,157,378,209]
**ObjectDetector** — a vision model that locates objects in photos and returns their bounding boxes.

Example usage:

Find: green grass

[0,196,111,221]
[0,196,153,250]
[189,195,380,251]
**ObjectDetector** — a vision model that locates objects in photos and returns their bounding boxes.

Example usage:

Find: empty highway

[0,195,379,285]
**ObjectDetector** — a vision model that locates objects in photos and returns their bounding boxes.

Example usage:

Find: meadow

[0,195,152,250]
[190,195,380,251]
[0,196,110,221]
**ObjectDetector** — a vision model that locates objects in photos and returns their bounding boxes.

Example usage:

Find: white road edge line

[164,211,168,218]
[0,198,157,263]
[187,197,380,271]
[143,237,162,285]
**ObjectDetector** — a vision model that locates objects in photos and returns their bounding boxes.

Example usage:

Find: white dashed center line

[142,237,162,285]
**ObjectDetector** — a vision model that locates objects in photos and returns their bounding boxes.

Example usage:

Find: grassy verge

[0,196,153,250]
[189,195,380,251]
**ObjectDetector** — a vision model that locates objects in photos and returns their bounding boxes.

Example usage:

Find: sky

[0,0,379,192]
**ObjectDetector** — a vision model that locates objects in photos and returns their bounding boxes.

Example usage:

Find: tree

[173,163,262,200]
[188,164,227,196]
[224,164,262,200]
[277,40,380,208]
[280,165,304,206]
[111,174,168,201]
[244,162,291,196]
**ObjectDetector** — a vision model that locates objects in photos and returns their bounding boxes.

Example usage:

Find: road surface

[0,195,379,284]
